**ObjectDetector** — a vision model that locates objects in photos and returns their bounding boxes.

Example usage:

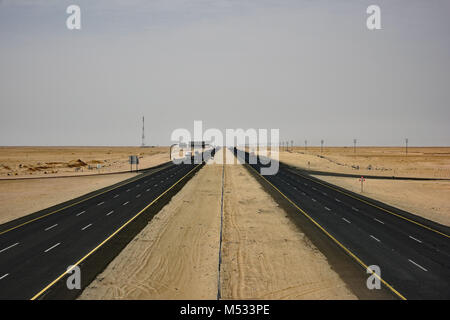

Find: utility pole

[141,116,145,147]
[353,138,357,154]
[321,139,324,154]
[291,140,294,150]
[304,140,307,153]
[405,138,408,156]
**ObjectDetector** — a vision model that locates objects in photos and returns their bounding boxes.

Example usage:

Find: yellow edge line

[287,168,450,239]
[247,164,407,300]
[30,164,201,300]
[0,165,170,236]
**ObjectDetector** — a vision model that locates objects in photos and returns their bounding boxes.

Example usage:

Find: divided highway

[234,148,450,300]
[0,150,216,299]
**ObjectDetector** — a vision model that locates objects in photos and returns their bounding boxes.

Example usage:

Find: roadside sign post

[359,176,365,193]
[129,155,139,172]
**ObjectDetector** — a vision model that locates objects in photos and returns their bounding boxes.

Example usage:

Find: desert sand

[0,147,169,225]
[0,146,169,178]
[80,148,356,300]
[272,147,450,226]
[220,149,355,299]
[80,150,224,299]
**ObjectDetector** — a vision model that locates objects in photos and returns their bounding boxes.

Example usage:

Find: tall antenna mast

[141,116,145,147]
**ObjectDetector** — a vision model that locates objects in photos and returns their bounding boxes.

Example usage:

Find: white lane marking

[322,192,327,196]
[342,218,351,224]
[44,242,61,253]
[45,224,58,231]
[312,187,317,190]
[114,194,119,198]
[335,198,341,203]
[370,235,381,242]
[0,242,19,253]
[324,207,331,211]
[126,189,131,192]
[293,187,297,190]
[146,188,150,192]
[301,192,306,196]
[374,218,384,225]
[81,224,92,231]
[304,183,308,186]
[409,236,423,243]
[408,259,428,272]
[106,211,114,216]
[154,184,158,187]
[123,201,129,206]
[311,198,317,202]
[0,273,9,280]
[76,211,85,216]
[97,201,105,206]
[136,194,141,198]
[352,207,359,212]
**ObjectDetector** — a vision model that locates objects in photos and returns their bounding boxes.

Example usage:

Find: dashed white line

[106,211,114,216]
[409,236,423,243]
[0,242,19,253]
[370,235,381,242]
[76,211,85,216]
[342,218,351,224]
[114,194,119,198]
[335,198,341,202]
[136,194,141,198]
[324,207,331,211]
[311,198,317,202]
[126,189,131,192]
[0,273,9,280]
[44,242,60,253]
[44,224,58,231]
[352,207,359,212]
[154,184,158,187]
[322,192,327,196]
[123,201,130,206]
[81,223,92,231]
[97,201,105,206]
[146,188,150,192]
[408,259,428,272]
[304,183,308,186]
[301,192,306,196]
[312,187,317,191]
[374,218,384,225]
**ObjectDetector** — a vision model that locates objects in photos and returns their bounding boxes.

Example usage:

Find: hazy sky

[1,0,449,146]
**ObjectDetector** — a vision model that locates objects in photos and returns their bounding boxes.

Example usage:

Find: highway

[234,148,450,300]
[0,150,215,300]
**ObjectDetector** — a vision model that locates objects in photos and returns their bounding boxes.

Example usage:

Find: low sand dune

[0,146,169,178]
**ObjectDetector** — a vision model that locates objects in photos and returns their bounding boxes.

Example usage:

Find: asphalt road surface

[234,148,450,300]
[0,151,215,300]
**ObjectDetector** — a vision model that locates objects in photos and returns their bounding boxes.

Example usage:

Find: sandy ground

[81,148,356,300]
[0,148,170,225]
[277,147,450,179]
[80,152,224,299]
[265,148,450,227]
[220,149,355,299]
[0,146,169,178]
